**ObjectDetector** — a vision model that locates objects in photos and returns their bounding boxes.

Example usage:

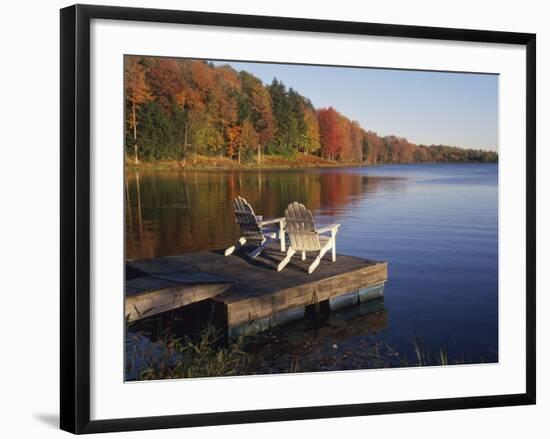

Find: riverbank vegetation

[126,150,340,171]
[126,320,490,380]
[125,56,498,167]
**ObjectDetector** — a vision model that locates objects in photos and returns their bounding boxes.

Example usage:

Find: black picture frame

[60,4,536,434]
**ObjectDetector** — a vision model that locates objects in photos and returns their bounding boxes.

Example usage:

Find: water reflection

[245,297,390,373]
[125,164,498,365]
[125,168,405,260]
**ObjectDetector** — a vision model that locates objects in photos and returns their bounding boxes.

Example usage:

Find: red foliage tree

[146,58,187,112]
[317,107,343,161]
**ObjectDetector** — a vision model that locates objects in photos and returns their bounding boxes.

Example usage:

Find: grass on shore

[127,322,250,380]
[126,321,488,381]
[125,153,362,172]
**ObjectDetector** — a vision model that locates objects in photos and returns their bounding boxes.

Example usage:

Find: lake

[126,163,498,368]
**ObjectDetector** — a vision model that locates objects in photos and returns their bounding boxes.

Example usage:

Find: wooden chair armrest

[258,217,285,227]
[317,223,341,234]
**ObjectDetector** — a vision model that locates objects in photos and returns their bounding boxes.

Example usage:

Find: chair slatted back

[233,196,264,241]
[284,202,320,251]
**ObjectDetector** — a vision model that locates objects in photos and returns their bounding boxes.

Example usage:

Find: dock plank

[126,281,231,321]
[125,270,233,320]
[126,246,387,330]
[218,258,387,327]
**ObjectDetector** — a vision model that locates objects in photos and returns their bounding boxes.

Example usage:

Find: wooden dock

[126,246,388,336]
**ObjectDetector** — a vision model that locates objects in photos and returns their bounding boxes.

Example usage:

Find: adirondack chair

[277,202,340,274]
[225,196,286,259]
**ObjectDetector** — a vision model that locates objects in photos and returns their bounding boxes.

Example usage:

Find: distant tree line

[125,56,498,164]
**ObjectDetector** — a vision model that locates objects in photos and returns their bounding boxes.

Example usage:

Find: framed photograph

[60,4,536,434]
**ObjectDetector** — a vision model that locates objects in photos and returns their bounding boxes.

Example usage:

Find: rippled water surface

[126,163,498,363]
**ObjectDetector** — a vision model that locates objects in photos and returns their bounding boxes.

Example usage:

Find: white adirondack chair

[277,202,340,274]
[225,196,286,259]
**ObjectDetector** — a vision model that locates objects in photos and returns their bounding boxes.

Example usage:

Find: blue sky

[212,60,498,151]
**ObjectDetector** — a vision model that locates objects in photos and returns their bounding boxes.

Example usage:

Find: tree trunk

[238,137,243,164]
[183,123,188,152]
[132,101,138,164]
[182,122,188,165]
[257,144,261,165]
[220,127,224,158]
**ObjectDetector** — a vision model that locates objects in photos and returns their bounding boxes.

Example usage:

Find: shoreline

[125,154,497,172]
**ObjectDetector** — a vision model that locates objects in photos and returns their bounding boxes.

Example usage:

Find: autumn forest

[125,56,498,166]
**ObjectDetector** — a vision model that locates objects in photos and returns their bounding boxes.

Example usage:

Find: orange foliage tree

[124,55,497,165]
[125,57,152,163]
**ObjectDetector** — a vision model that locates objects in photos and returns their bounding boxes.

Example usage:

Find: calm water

[126,163,498,364]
